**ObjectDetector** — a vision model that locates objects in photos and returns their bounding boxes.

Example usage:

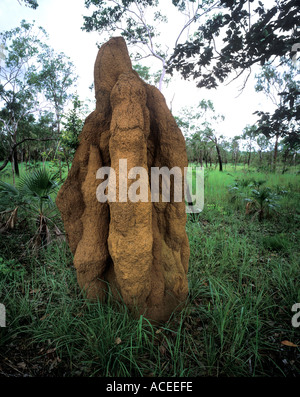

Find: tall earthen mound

[56,37,190,323]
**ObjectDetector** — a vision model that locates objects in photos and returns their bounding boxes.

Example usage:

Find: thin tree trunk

[216,144,223,171]
[234,152,239,170]
[11,158,15,186]
[248,147,252,168]
[199,150,203,167]
[13,149,19,177]
[259,150,262,166]
[282,149,289,174]
[273,133,279,172]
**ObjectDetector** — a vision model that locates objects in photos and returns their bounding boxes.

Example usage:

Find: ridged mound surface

[56,37,190,323]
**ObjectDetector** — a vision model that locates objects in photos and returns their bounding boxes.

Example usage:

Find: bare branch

[175,1,220,48]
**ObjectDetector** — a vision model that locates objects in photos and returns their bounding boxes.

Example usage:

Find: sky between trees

[0,0,298,140]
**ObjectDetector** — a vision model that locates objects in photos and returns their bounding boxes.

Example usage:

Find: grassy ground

[0,164,299,377]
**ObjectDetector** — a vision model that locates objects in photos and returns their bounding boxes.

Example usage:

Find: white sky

[0,0,275,139]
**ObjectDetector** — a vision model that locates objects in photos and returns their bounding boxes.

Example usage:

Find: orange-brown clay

[56,37,190,323]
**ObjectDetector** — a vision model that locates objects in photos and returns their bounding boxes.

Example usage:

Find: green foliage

[245,186,281,221]
[18,167,59,208]
[0,257,26,280]
[82,1,222,91]
[175,99,226,171]
[83,0,159,39]
[0,167,59,209]
[1,166,299,377]
[227,177,283,221]
[18,0,39,9]
[262,233,290,253]
[61,95,85,154]
[0,20,77,175]
[133,63,169,86]
[254,59,300,152]
[0,180,24,210]
[133,64,152,82]
[168,1,300,89]
[36,48,77,131]
[0,167,61,249]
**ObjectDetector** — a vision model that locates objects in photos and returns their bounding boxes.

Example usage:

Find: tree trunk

[268,151,272,171]
[248,147,252,168]
[259,150,262,165]
[11,158,15,186]
[235,152,238,170]
[216,144,223,171]
[282,149,289,174]
[273,133,279,172]
[198,150,203,167]
[13,149,19,177]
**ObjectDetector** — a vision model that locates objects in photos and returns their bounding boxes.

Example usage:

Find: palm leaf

[0,180,25,210]
[0,180,19,196]
[18,167,59,200]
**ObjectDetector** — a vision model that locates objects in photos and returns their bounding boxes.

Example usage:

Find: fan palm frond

[18,167,59,202]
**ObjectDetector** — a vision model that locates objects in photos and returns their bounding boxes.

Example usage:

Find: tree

[242,124,257,168]
[256,133,270,168]
[189,131,204,165]
[60,94,87,171]
[0,21,48,181]
[196,99,225,171]
[254,58,300,172]
[230,135,240,169]
[82,0,220,91]
[203,126,225,171]
[18,111,57,167]
[168,0,300,89]
[0,21,77,178]
[36,47,77,136]
[133,63,171,88]
[175,98,225,169]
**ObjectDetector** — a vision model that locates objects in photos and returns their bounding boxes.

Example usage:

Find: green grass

[0,160,69,185]
[0,163,299,377]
